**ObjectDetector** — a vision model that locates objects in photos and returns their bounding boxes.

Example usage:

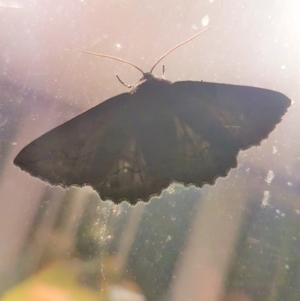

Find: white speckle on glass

[265,170,274,184]
[201,15,210,27]
[115,43,122,50]
[261,191,270,206]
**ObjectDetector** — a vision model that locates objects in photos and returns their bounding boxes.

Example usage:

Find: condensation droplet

[265,170,274,184]
[201,15,210,27]
[272,146,278,154]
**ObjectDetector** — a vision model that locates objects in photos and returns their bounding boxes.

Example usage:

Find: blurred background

[0,0,300,300]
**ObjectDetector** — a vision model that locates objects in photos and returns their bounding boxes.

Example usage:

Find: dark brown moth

[14,29,291,205]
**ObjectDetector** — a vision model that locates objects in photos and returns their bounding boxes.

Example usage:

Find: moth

[14,29,291,205]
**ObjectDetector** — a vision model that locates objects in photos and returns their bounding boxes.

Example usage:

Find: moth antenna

[116,74,132,88]
[73,49,145,75]
[149,27,211,73]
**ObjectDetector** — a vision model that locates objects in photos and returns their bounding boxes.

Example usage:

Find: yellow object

[1,262,100,301]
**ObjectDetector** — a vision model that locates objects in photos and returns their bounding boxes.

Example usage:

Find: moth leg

[116,75,132,88]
